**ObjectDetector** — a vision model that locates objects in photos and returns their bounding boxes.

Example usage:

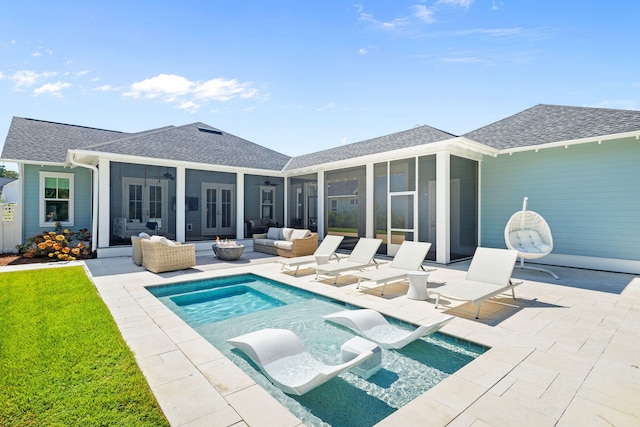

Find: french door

[122,178,168,231]
[202,183,235,235]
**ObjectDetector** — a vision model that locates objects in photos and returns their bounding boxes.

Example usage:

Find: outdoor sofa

[253,227,318,258]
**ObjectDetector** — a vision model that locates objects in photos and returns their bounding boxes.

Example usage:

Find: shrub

[16,222,93,261]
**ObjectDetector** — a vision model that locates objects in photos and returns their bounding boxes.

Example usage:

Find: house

[2,104,639,274]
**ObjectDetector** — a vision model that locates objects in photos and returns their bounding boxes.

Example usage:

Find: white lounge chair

[431,247,522,319]
[313,238,383,284]
[227,328,374,395]
[504,197,559,279]
[277,235,344,276]
[353,241,435,295]
[323,309,454,349]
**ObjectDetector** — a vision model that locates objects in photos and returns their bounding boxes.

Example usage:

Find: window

[40,172,74,226]
[260,186,275,219]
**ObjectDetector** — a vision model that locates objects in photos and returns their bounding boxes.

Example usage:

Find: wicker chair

[140,237,196,273]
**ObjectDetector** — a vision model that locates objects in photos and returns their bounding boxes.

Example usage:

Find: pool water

[148,274,487,427]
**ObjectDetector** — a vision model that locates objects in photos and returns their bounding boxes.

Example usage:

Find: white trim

[97,159,111,249]
[498,130,640,155]
[175,166,186,242]
[436,152,450,264]
[39,171,74,227]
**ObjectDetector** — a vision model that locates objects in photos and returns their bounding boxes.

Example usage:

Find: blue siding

[481,138,640,261]
[23,164,93,239]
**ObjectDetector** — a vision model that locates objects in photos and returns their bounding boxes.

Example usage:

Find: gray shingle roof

[83,122,291,171]
[2,118,290,171]
[284,125,456,171]
[463,104,640,149]
[2,117,125,163]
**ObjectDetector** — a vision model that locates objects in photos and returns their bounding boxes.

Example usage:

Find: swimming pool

[148,274,486,427]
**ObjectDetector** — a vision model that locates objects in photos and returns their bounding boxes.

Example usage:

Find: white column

[236,172,245,239]
[283,176,288,228]
[365,163,374,238]
[97,159,110,249]
[175,166,186,242]
[436,151,450,264]
[317,172,325,240]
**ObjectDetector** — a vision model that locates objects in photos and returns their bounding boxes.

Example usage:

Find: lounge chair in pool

[353,241,435,295]
[227,328,374,395]
[277,235,345,276]
[323,309,454,349]
[313,238,383,284]
[431,247,522,319]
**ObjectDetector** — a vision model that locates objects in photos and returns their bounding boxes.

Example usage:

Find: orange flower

[48,253,54,258]
[71,248,80,255]
[53,243,62,251]
[77,242,85,249]
[37,242,47,250]
[49,231,56,236]
[43,235,51,240]
[62,247,70,254]
[55,235,65,241]
[46,240,54,247]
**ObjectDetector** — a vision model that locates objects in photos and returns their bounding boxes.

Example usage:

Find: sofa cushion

[267,227,281,240]
[138,232,151,239]
[290,229,310,241]
[282,227,295,241]
[273,240,293,250]
[254,238,277,247]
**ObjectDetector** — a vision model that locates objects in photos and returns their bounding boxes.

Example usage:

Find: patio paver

[7,248,638,426]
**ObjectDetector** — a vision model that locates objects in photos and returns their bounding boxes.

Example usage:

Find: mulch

[0,253,54,266]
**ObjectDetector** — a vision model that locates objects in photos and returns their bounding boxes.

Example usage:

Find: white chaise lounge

[431,247,521,319]
[324,309,454,349]
[353,241,435,295]
[277,235,344,276]
[313,238,383,284]
[227,328,374,395]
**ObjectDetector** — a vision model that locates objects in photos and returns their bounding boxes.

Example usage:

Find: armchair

[140,237,196,273]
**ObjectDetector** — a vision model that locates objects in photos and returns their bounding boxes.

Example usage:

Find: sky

[1,1,639,172]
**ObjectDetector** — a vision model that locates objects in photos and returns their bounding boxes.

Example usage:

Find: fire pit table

[212,244,245,261]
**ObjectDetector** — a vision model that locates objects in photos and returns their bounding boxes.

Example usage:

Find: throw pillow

[266,227,281,240]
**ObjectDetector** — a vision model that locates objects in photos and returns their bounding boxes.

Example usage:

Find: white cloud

[412,5,435,24]
[8,70,56,87]
[454,28,524,38]
[123,73,258,110]
[356,1,471,31]
[317,102,335,111]
[437,0,474,8]
[93,84,120,91]
[32,51,41,57]
[359,48,368,55]
[33,81,71,97]
[492,1,502,10]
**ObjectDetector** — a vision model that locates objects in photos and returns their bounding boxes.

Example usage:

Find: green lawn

[0,266,169,427]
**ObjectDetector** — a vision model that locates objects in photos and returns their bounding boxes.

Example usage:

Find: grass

[0,266,169,427]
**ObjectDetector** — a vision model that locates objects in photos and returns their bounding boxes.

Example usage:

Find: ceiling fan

[150,167,175,181]
[258,177,279,186]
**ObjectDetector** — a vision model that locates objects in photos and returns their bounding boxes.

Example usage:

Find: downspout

[68,154,99,253]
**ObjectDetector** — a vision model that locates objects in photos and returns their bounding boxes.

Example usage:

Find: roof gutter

[68,153,98,253]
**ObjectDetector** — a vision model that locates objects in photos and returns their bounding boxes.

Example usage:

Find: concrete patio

[14,247,639,426]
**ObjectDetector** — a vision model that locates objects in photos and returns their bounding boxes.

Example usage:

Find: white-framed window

[260,186,275,219]
[40,171,74,226]
[330,199,338,212]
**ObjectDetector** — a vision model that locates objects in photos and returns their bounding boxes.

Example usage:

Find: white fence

[1,203,21,253]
